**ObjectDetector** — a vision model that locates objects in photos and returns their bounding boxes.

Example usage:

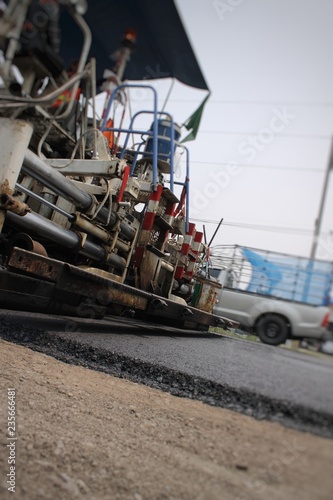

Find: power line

[187,161,325,173]
[185,99,333,108]
[199,131,331,140]
[189,218,332,236]
[193,100,333,107]
[123,97,333,108]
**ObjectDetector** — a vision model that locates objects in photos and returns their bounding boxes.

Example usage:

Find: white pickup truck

[211,245,333,345]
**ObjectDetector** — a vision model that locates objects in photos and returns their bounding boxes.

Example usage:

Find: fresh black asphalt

[1,310,333,437]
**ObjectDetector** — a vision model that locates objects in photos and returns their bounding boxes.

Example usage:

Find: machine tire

[256,314,289,345]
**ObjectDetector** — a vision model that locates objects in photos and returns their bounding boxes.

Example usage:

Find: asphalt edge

[1,316,333,439]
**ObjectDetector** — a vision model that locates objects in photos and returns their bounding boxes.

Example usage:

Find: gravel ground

[1,338,333,499]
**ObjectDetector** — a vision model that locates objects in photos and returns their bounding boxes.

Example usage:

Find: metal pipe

[106,252,126,270]
[55,7,92,120]
[75,206,135,242]
[160,260,174,273]
[7,233,48,257]
[90,57,98,159]
[73,213,111,243]
[0,70,90,106]
[6,210,104,260]
[23,149,93,210]
[6,211,127,270]
[115,239,130,253]
[69,215,132,252]
[1,0,31,84]
[22,150,136,240]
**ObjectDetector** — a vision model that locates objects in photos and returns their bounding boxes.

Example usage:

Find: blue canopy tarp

[60,0,209,90]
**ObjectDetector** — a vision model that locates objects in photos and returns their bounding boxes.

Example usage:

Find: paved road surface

[1,310,333,421]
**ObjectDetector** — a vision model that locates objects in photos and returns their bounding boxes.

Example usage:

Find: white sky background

[98,0,333,261]
[174,0,333,260]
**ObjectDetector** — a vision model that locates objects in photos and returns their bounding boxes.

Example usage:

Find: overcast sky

[98,0,333,261]
[165,0,333,261]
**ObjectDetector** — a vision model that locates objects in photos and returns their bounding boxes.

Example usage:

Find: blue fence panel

[240,247,333,306]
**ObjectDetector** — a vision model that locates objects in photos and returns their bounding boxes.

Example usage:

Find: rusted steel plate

[8,248,148,310]
[145,298,238,330]
[7,248,238,330]
[8,248,60,282]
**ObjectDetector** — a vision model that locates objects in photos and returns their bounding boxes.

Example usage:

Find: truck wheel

[256,315,288,345]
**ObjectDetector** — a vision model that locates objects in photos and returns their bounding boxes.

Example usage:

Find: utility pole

[310,136,333,260]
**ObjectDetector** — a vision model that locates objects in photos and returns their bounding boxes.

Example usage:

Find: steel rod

[15,182,75,222]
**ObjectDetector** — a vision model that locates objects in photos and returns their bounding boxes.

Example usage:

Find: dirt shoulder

[1,339,333,500]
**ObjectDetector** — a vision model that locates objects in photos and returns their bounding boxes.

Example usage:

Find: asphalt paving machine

[0,0,236,331]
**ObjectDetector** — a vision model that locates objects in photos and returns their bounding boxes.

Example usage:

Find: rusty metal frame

[4,248,238,330]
